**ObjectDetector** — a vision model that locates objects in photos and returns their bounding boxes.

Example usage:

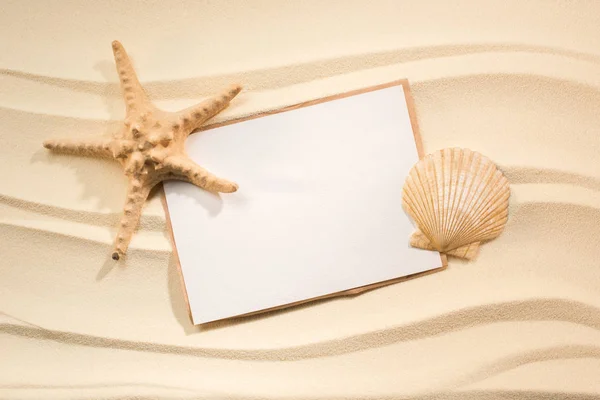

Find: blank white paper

[163,84,442,324]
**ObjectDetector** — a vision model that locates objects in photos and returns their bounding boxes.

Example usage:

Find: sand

[1,0,600,398]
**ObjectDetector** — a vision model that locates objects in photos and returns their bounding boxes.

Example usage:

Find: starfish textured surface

[43,40,242,261]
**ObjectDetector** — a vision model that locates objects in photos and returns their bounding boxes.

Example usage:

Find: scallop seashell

[402,148,510,260]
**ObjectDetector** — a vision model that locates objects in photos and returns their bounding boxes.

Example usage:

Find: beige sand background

[1,0,600,398]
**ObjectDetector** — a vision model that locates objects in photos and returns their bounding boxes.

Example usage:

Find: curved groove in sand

[1,42,599,99]
[3,70,600,122]
[0,105,114,124]
[0,222,170,255]
[501,166,600,192]
[409,71,600,95]
[365,392,600,400]
[2,2,600,398]
[451,344,600,389]
[0,194,165,231]
[2,298,599,361]
[0,390,597,400]
[0,383,198,393]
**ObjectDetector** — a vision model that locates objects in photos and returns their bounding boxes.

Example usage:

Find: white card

[163,83,443,324]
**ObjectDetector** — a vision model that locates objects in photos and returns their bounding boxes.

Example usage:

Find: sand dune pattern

[2,12,600,399]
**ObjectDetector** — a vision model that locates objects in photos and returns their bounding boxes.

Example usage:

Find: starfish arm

[175,84,242,133]
[111,40,152,115]
[43,137,114,158]
[164,155,238,193]
[111,179,152,260]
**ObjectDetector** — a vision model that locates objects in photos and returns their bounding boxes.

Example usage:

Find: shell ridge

[408,165,436,241]
[444,148,464,250]
[452,159,497,247]
[473,220,508,241]
[434,150,446,249]
[468,188,511,239]
[448,149,479,249]
[402,182,428,230]
[459,206,507,244]
[428,153,442,249]
[447,148,474,248]
[454,152,498,247]
[453,160,501,246]
[465,220,507,244]
[419,157,439,247]
[457,173,510,244]
[454,151,486,245]
[408,164,437,245]
[460,176,509,240]
[441,149,452,248]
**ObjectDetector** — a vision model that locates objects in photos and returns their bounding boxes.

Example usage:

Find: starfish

[43,40,242,261]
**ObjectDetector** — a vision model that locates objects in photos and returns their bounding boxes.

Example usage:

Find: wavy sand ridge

[2,298,600,361]
[2,297,600,398]
[3,50,600,121]
[2,41,599,96]
[2,1,600,399]
[1,390,599,400]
